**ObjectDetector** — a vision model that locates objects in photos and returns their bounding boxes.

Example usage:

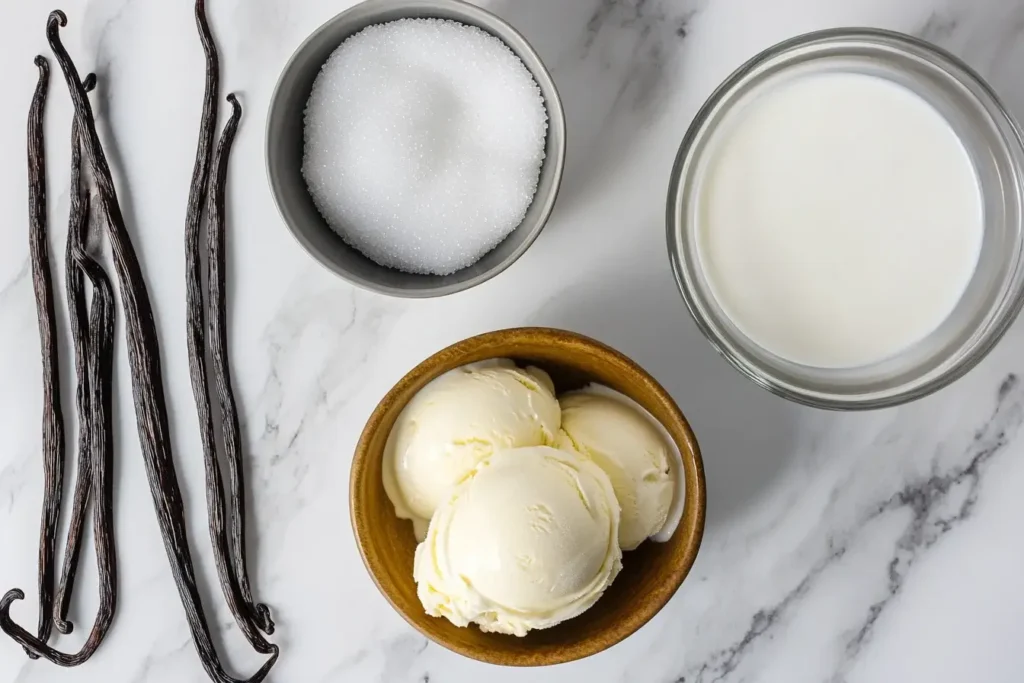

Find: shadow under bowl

[266,0,566,298]
[351,327,706,666]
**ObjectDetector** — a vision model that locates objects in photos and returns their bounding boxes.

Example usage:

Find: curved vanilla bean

[185,0,236,651]
[53,72,97,637]
[187,0,273,647]
[21,54,65,660]
[209,94,273,634]
[207,95,275,650]
[0,197,118,666]
[42,11,276,682]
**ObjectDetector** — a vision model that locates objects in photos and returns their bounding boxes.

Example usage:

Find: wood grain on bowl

[350,327,706,666]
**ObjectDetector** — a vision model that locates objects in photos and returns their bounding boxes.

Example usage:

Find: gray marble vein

[0,260,28,308]
[673,374,1024,683]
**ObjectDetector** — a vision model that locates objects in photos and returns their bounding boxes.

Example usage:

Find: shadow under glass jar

[667,28,1024,410]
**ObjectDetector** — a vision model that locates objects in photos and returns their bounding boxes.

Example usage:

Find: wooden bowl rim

[350,326,707,665]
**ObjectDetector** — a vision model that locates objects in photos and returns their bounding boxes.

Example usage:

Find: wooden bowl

[350,327,706,665]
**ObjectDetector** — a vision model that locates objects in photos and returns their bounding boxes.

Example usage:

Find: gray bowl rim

[265,0,567,298]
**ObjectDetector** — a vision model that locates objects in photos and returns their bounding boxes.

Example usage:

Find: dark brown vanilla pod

[53,73,97,637]
[42,10,276,682]
[185,0,237,651]
[187,0,274,646]
[22,54,65,660]
[2,57,118,666]
[207,94,276,640]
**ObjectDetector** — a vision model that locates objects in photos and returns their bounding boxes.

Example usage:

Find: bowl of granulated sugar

[267,0,565,297]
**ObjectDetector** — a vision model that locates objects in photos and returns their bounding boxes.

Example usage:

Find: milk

[696,72,984,369]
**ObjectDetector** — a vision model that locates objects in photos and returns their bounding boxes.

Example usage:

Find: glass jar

[667,28,1024,409]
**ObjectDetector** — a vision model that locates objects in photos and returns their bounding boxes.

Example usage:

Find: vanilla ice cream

[414,445,622,636]
[383,360,560,537]
[555,385,679,550]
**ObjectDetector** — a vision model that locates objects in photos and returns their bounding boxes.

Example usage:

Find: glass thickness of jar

[667,28,1024,410]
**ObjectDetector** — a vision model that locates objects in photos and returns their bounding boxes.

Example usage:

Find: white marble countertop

[2,0,1024,681]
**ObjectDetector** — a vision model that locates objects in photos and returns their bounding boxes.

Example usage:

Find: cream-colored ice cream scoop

[556,385,678,551]
[413,445,622,636]
[383,359,560,537]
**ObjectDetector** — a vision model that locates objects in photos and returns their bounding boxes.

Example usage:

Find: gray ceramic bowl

[266,0,566,298]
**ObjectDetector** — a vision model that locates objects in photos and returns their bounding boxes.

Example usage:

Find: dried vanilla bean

[207,94,275,638]
[184,0,236,648]
[34,11,276,681]
[23,54,65,660]
[1,54,118,665]
[53,73,97,637]
[186,0,274,648]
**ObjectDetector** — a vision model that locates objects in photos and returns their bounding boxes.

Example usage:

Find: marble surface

[1,0,1024,681]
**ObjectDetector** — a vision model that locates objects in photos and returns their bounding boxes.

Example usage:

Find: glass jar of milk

[668,28,1024,409]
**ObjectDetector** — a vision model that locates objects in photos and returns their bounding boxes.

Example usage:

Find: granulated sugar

[302,18,548,276]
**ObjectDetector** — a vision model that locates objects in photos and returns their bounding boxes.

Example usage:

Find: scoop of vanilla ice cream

[555,386,676,550]
[414,445,622,636]
[383,360,560,535]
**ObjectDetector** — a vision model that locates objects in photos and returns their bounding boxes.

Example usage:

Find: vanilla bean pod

[53,73,97,637]
[184,0,236,645]
[0,144,119,665]
[187,0,274,647]
[207,94,274,639]
[22,55,65,660]
[40,11,276,681]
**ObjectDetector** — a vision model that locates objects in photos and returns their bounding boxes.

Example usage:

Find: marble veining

[1,1,1024,682]
[678,374,1023,683]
